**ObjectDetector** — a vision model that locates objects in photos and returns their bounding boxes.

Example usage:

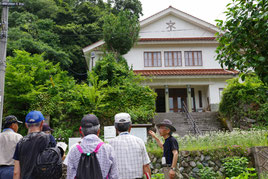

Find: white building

[82,6,238,112]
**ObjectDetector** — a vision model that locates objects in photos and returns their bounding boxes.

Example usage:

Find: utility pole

[0,0,23,131]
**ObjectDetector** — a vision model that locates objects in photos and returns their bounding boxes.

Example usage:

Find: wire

[68,68,88,76]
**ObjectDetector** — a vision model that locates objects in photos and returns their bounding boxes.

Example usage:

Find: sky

[139,0,232,25]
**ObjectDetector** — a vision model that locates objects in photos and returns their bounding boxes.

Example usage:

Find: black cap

[81,114,99,128]
[4,115,23,126]
[42,123,54,132]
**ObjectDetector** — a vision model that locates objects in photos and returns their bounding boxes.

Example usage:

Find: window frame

[144,51,162,67]
[184,51,203,66]
[164,51,182,67]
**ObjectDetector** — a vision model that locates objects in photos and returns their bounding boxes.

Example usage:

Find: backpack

[33,134,62,179]
[75,142,106,179]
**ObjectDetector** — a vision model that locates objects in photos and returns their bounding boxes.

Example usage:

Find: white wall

[123,43,221,70]
[208,82,228,104]
[140,15,215,38]
[193,85,209,110]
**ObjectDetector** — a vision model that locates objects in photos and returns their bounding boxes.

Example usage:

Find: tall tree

[111,0,143,18]
[103,10,140,56]
[216,0,268,84]
[92,53,156,124]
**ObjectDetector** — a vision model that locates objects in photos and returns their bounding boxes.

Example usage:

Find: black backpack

[33,134,62,179]
[75,142,106,179]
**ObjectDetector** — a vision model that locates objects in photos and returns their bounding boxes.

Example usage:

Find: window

[164,51,182,67]
[144,52,162,67]
[184,51,202,66]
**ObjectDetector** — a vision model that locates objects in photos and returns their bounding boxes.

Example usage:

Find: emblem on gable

[166,20,176,31]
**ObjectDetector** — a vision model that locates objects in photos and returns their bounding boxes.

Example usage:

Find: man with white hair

[67,114,118,179]
[108,113,151,179]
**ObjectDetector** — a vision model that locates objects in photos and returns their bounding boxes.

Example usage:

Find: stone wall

[149,147,253,179]
[61,146,268,179]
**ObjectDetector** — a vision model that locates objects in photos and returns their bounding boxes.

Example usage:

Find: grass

[176,128,268,151]
[146,139,163,158]
[147,129,268,153]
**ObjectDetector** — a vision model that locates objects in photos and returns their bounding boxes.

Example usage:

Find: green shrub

[226,168,257,179]
[151,173,164,179]
[219,75,268,127]
[199,167,218,179]
[93,53,157,125]
[222,157,249,177]
[146,140,163,158]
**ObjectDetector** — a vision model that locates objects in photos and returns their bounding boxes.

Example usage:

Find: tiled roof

[134,69,239,76]
[139,37,216,42]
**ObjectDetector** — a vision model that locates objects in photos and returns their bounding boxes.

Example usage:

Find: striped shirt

[67,134,118,179]
[108,132,151,179]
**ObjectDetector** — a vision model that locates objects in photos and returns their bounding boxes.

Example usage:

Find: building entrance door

[169,88,196,112]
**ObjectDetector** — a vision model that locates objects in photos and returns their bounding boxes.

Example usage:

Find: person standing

[42,123,54,135]
[13,111,57,179]
[108,113,151,179]
[149,119,179,179]
[67,114,118,179]
[0,115,23,179]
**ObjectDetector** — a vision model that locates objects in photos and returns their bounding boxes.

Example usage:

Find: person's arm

[108,147,119,179]
[143,164,151,178]
[66,148,77,179]
[140,140,151,178]
[148,130,163,149]
[169,150,179,179]
[13,160,20,179]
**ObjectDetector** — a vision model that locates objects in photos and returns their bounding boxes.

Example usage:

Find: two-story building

[82,6,238,113]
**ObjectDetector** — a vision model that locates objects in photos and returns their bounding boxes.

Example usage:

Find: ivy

[219,75,268,127]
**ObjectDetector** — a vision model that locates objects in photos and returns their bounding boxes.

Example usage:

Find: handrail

[182,101,202,135]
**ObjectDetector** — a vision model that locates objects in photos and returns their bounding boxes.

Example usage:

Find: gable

[140,14,216,39]
[82,6,219,53]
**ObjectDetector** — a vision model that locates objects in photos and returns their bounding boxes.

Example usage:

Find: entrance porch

[154,85,221,113]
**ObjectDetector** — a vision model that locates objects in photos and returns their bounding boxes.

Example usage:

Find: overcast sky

[139,0,232,25]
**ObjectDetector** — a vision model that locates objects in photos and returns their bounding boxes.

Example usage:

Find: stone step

[153,112,224,136]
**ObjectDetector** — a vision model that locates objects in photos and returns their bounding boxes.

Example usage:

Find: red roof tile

[139,37,216,42]
[134,69,239,76]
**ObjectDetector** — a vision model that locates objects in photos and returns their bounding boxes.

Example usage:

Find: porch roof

[134,69,239,76]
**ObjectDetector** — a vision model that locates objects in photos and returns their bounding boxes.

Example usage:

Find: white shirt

[0,128,22,165]
[108,132,150,179]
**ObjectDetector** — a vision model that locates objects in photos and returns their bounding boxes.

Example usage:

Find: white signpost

[68,137,81,150]
[130,127,148,143]
[104,126,148,143]
[104,126,116,141]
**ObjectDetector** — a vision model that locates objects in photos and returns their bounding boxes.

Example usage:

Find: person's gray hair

[81,124,100,136]
[115,122,131,132]
[27,122,42,128]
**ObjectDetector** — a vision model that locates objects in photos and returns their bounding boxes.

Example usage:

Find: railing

[182,101,202,135]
